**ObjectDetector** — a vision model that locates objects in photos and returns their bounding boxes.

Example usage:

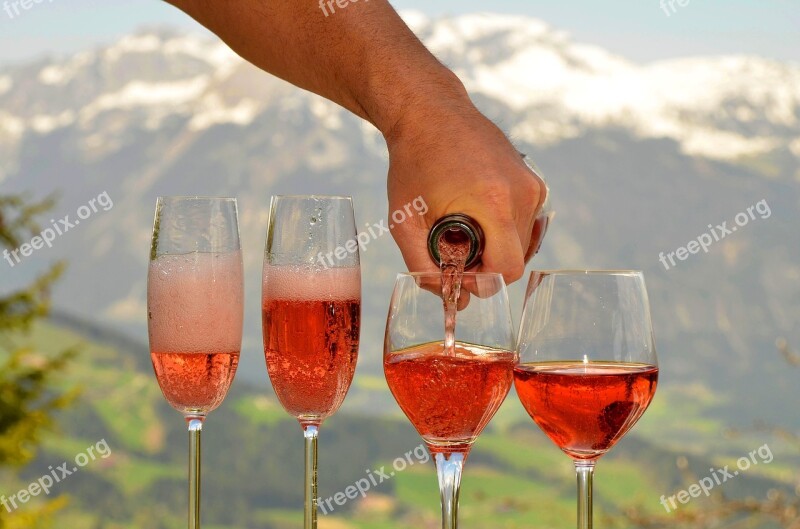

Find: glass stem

[575,461,595,529]
[303,425,319,529]
[187,418,203,529]
[435,452,465,529]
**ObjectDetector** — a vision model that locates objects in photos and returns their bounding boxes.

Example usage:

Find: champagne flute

[384,273,516,529]
[147,197,243,529]
[514,270,659,529]
[262,195,361,529]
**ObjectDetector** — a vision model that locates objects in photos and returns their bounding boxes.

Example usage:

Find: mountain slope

[406,12,800,163]
[4,318,794,529]
[0,13,798,434]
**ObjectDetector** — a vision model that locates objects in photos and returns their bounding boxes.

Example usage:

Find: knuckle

[518,174,543,208]
[504,258,526,284]
[479,181,514,208]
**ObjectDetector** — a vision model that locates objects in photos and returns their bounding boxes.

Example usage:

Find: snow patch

[38,52,95,86]
[399,10,429,32]
[104,34,163,62]
[0,76,11,95]
[80,76,209,122]
[30,111,75,134]
[789,137,800,157]
[0,112,24,138]
[188,95,260,130]
[309,97,343,130]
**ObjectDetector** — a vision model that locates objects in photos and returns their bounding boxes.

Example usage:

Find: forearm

[164,0,470,138]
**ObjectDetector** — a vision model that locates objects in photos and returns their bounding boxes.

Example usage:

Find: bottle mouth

[428,214,484,269]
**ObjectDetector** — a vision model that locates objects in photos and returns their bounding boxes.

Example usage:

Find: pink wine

[514,362,658,460]
[147,251,244,417]
[385,342,516,454]
[438,233,470,354]
[262,266,360,427]
[151,351,239,415]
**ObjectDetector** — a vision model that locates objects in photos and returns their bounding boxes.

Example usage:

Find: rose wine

[147,251,244,417]
[438,233,470,355]
[262,266,360,427]
[151,352,239,415]
[385,342,516,454]
[514,361,658,460]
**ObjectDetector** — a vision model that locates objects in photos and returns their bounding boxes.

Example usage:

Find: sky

[0,0,797,66]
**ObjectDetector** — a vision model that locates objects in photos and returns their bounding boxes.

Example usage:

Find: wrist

[368,67,476,146]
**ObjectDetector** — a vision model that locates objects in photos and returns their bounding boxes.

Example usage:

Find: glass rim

[272,194,353,201]
[531,269,643,276]
[156,196,238,202]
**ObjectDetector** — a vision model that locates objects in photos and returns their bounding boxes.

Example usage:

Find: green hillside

[0,319,794,529]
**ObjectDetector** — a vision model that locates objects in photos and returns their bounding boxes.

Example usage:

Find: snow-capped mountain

[0,13,798,425]
[407,12,800,162]
[1,11,799,182]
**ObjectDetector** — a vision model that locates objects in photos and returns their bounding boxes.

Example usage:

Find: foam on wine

[262,265,361,427]
[147,251,243,416]
[148,251,244,354]
[262,264,360,301]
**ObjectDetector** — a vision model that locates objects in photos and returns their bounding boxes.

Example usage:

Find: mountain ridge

[1,13,799,177]
[0,12,797,430]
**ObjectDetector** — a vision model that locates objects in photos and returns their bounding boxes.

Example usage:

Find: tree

[0,194,78,528]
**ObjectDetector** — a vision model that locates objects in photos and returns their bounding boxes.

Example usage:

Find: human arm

[164,0,547,282]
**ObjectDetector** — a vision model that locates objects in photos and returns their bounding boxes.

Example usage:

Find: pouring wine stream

[428,213,484,356]
[438,229,470,355]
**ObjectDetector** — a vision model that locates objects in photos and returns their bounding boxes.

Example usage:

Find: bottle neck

[428,214,484,269]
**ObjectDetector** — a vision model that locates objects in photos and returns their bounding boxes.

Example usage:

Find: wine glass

[384,272,516,529]
[514,270,659,529]
[147,197,244,529]
[262,195,361,529]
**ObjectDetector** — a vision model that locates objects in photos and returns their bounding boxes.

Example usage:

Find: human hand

[385,84,548,285]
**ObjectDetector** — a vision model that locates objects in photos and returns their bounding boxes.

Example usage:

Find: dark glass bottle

[427,214,484,269]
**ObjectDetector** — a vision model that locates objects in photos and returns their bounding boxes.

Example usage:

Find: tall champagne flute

[384,273,516,529]
[147,197,243,529]
[262,195,361,529]
[514,271,659,529]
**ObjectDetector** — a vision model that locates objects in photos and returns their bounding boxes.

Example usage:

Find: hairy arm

[164,0,466,138]
[164,0,546,282]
